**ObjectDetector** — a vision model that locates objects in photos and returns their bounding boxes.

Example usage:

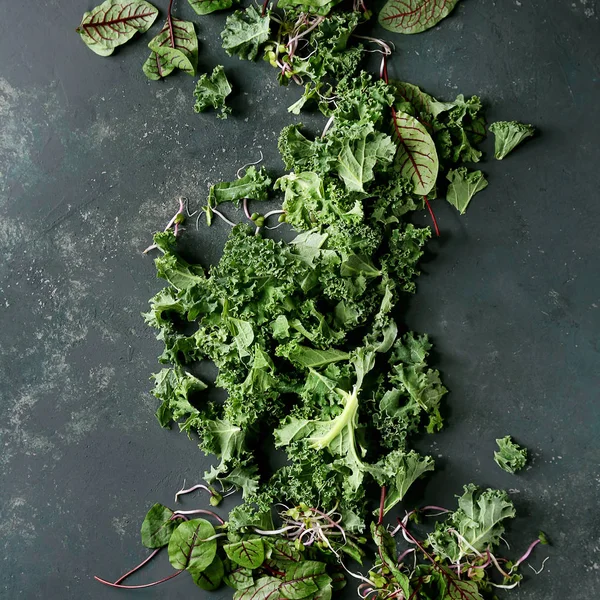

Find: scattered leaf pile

[78,1,544,598]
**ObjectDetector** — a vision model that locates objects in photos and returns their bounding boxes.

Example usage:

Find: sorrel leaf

[379,0,460,34]
[140,502,177,548]
[142,51,175,81]
[146,18,198,79]
[391,108,439,195]
[189,0,236,15]
[191,555,225,590]
[168,518,217,572]
[224,538,266,569]
[280,560,331,599]
[233,576,281,600]
[77,0,159,56]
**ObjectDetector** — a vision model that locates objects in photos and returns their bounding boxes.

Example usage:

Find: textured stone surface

[0,1,598,598]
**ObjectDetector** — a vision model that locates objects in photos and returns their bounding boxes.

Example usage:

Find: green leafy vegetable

[446,167,488,214]
[223,538,265,569]
[427,484,516,562]
[379,0,460,34]
[189,0,236,15]
[140,503,178,548]
[194,65,233,119]
[221,6,271,61]
[168,518,218,572]
[494,435,528,474]
[391,108,439,195]
[77,0,159,56]
[489,120,535,159]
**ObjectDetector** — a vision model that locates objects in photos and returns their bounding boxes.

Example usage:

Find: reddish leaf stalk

[113,548,162,585]
[94,569,183,589]
[167,0,175,47]
[378,486,386,525]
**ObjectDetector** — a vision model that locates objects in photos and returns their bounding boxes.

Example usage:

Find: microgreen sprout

[143,197,186,254]
[174,481,223,506]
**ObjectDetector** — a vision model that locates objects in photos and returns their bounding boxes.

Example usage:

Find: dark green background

[1,1,598,598]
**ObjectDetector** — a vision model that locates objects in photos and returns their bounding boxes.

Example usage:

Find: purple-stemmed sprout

[174,482,223,506]
[172,508,225,525]
[397,548,415,565]
[143,197,186,254]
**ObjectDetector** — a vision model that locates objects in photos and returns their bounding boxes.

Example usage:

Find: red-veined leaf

[77,0,158,56]
[145,17,198,79]
[167,518,217,573]
[379,0,460,34]
[391,107,439,195]
[224,539,265,569]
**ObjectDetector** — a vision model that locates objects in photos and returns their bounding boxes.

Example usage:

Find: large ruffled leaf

[77,0,159,56]
[221,6,271,61]
[391,108,439,195]
[379,0,460,34]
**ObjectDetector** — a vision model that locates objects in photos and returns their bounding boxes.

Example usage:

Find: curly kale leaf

[221,6,270,61]
[193,65,232,119]
[426,484,516,562]
[489,120,535,160]
[494,435,528,474]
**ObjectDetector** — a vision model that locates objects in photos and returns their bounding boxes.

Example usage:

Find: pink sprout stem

[175,483,213,503]
[397,548,415,564]
[243,198,252,221]
[172,509,225,524]
[513,538,541,568]
[94,570,183,589]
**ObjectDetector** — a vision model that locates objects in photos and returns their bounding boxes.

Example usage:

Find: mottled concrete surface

[1,1,598,598]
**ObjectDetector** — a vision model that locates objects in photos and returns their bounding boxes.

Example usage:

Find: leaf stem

[94,569,183,589]
[113,548,162,585]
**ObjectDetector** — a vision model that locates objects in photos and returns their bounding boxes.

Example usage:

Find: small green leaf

[194,65,233,119]
[168,518,217,572]
[224,538,266,569]
[494,435,528,474]
[489,120,535,159]
[446,167,488,214]
[77,0,159,56]
[191,555,224,590]
[286,347,350,369]
[140,503,177,548]
[379,0,460,34]
[189,0,236,15]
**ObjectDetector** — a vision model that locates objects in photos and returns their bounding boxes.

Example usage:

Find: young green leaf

[191,555,225,590]
[224,538,266,569]
[379,0,460,34]
[446,167,488,214]
[77,0,159,56]
[146,18,198,79]
[494,435,528,474]
[168,518,218,572]
[140,503,177,548]
[221,6,271,61]
[277,0,343,16]
[392,80,455,118]
[189,0,236,15]
[391,108,439,195]
[194,65,233,119]
[489,120,535,159]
